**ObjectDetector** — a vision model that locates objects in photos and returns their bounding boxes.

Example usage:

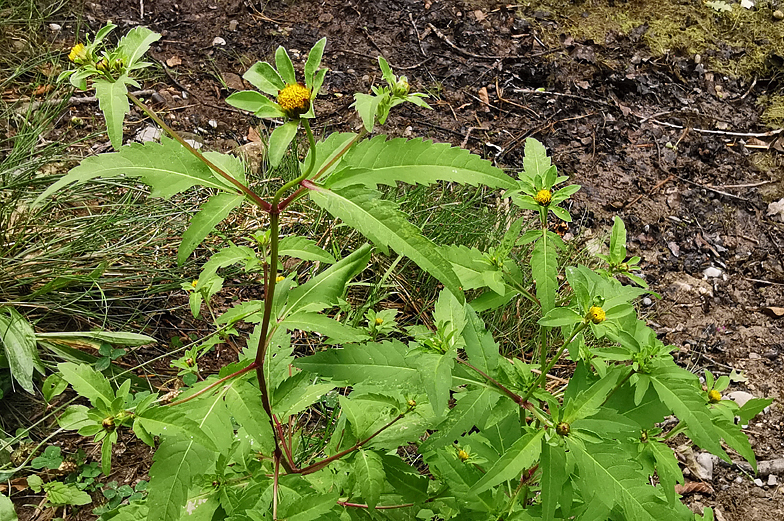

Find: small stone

[703,267,722,278]
[136,126,162,143]
[734,476,744,484]
[212,36,227,46]
[208,119,218,129]
[727,391,755,407]
[768,474,778,486]
[774,10,784,20]
[642,297,653,306]
[749,352,762,360]
[696,453,715,480]
[694,54,701,64]
[228,20,239,31]
[754,478,764,487]
[49,23,62,31]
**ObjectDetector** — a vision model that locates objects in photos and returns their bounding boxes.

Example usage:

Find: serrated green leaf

[0,308,42,393]
[648,440,684,505]
[382,455,429,503]
[425,451,495,512]
[540,440,569,521]
[354,449,385,509]
[417,352,455,418]
[737,397,773,425]
[35,137,239,205]
[294,340,418,386]
[281,312,369,343]
[309,185,464,303]
[471,430,544,493]
[462,305,499,375]
[420,388,498,452]
[279,236,336,264]
[58,362,115,409]
[44,481,92,506]
[198,245,258,283]
[538,307,584,327]
[285,244,371,315]
[563,367,629,423]
[281,492,339,521]
[325,136,516,190]
[268,120,299,167]
[305,38,326,88]
[94,77,132,150]
[273,372,335,418]
[532,232,558,313]
[224,380,275,454]
[351,93,382,132]
[136,407,218,451]
[301,132,358,178]
[116,26,161,69]
[178,192,244,266]
[713,417,756,470]
[36,330,154,346]
[522,138,551,179]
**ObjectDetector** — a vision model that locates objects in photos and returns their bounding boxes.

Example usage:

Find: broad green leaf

[433,289,466,342]
[737,397,773,425]
[147,437,215,521]
[94,76,132,150]
[305,37,327,87]
[382,455,429,502]
[439,244,496,291]
[648,440,684,506]
[243,61,285,95]
[57,405,92,430]
[563,367,628,423]
[0,308,42,393]
[44,481,92,506]
[281,312,369,343]
[462,305,499,375]
[178,192,244,265]
[351,93,382,132]
[713,417,757,470]
[58,362,114,409]
[224,380,275,454]
[420,388,498,452]
[281,492,339,521]
[275,46,297,84]
[540,441,569,521]
[268,120,299,167]
[279,236,336,264]
[272,372,335,418]
[416,352,455,417]
[136,407,218,451]
[285,244,371,315]
[609,216,628,264]
[567,439,690,521]
[116,26,161,68]
[294,340,418,386]
[471,430,544,493]
[522,138,551,179]
[42,373,67,402]
[34,137,239,205]
[354,449,385,509]
[225,90,286,118]
[0,494,17,521]
[325,136,516,190]
[532,232,558,313]
[425,451,495,512]
[538,307,584,327]
[308,185,464,302]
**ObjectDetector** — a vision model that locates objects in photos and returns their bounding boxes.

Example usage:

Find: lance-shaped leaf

[471,430,544,493]
[562,366,629,423]
[540,440,569,521]
[178,192,244,266]
[285,244,372,316]
[272,372,335,418]
[278,236,336,264]
[301,132,358,179]
[57,362,115,410]
[532,231,558,313]
[116,26,161,69]
[420,387,498,452]
[268,120,299,167]
[34,137,242,205]
[94,76,135,150]
[0,308,43,393]
[647,439,684,506]
[382,454,429,502]
[294,340,418,386]
[136,407,217,451]
[280,492,339,521]
[309,185,464,302]
[325,136,517,190]
[224,380,275,454]
[462,305,499,375]
[416,352,455,418]
[280,312,369,343]
[354,449,386,509]
[521,138,551,179]
[567,439,691,521]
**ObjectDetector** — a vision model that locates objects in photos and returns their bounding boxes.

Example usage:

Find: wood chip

[166,56,182,67]
[674,481,714,495]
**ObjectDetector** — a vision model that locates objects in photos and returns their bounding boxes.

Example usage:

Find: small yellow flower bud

[96,58,109,71]
[276,275,286,283]
[68,43,89,64]
[556,422,570,436]
[393,77,410,97]
[374,317,384,326]
[102,416,115,432]
[277,83,311,117]
[407,399,416,408]
[708,389,722,404]
[586,306,606,324]
[457,449,469,462]
[534,189,552,206]
[191,280,198,288]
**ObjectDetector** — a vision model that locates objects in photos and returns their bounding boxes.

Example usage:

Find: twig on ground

[409,13,426,56]
[428,23,558,60]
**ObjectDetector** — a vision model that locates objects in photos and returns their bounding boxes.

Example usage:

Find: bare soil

[9,0,784,519]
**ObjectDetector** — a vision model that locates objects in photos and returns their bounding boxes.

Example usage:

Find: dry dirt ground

[10,0,784,519]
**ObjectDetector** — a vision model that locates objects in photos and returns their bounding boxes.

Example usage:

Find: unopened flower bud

[68,43,89,64]
[375,317,384,326]
[393,76,410,97]
[708,389,722,404]
[556,422,570,436]
[457,449,469,462]
[586,306,606,324]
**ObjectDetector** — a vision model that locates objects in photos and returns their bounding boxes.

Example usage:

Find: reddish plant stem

[272,414,297,470]
[338,501,415,509]
[456,358,531,409]
[166,362,257,407]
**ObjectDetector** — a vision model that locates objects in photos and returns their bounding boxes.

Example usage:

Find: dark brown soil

[10,0,784,519]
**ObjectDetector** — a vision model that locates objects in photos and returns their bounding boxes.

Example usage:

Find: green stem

[524,322,589,401]
[271,119,317,210]
[126,92,271,212]
[167,362,257,407]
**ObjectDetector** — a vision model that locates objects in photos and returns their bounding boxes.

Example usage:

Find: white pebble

[703,267,722,278]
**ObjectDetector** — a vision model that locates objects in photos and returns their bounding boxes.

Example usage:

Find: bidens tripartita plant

[35,24,770,521]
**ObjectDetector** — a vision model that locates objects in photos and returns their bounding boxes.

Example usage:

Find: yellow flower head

[276,275,286,283]
[191,279,199,288]
[277,83,311,117]
[457,449,469,462]
[68,43,89,64]
[708,389,722,404]
[374,317,384,326]
[586,306,606,324]
[534,189,552,206]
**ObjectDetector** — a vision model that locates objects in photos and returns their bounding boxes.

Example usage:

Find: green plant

[35,25,772,521]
